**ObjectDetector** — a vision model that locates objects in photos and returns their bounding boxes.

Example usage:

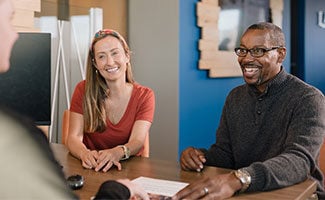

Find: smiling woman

[66,29,155,173]
[196,0,284,78]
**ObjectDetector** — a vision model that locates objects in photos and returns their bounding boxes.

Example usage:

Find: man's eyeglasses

[234,46,282,58]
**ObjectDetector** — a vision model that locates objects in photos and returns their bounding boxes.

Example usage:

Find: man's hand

[180,147,206,172]
[172,172,242,200]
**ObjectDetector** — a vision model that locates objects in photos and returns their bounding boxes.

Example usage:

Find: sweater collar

[248,67,288,97]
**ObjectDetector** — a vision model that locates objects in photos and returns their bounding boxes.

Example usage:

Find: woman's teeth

[106,67,118,73]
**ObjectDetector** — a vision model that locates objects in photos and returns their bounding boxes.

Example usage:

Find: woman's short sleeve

[70,80,86,114]
[134,84,155,123]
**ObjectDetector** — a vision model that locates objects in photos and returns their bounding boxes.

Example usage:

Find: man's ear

[277,47,286,63]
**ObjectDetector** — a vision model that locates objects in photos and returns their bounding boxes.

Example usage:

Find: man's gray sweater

[203,69,325,196]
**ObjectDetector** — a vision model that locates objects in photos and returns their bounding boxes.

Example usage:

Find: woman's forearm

[67,135,89,160]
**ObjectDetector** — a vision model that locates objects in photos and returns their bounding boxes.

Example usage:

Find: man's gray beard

[255,76,263,86]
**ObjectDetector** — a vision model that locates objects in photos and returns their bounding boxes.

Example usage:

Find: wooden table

[51,143,317,200]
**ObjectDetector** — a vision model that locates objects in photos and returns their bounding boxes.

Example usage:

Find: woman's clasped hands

[80,147,124,172]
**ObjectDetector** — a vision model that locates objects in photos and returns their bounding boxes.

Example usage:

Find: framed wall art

[197,0,283,77]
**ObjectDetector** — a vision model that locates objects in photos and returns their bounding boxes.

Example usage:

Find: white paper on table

[132,176,189,197]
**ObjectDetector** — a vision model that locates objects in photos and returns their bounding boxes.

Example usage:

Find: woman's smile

[105,66,119,73]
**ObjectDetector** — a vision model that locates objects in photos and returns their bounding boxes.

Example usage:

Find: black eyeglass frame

[234,46,282,58]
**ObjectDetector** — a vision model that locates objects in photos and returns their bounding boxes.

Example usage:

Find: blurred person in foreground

[0,0,76,198]
[174,22,325,200]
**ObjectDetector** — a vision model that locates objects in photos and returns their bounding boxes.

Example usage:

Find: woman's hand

[117,179,149,200]
[95,147,124,172]
[80,149,99,169]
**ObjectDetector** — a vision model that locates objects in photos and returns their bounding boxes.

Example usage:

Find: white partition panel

[37,8,102,142]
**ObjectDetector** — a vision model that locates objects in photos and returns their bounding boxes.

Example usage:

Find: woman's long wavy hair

[83,29,134,133]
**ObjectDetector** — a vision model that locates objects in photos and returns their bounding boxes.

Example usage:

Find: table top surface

[51,143,317,200]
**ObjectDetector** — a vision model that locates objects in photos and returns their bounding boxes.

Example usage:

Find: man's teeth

[106,67,118,72]
[244,67,259,73]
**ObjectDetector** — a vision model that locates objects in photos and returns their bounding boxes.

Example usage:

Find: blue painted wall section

[179,0,243,156]
[304,1,325,94]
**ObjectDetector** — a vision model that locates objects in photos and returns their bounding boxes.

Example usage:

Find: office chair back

[62,109,70,145]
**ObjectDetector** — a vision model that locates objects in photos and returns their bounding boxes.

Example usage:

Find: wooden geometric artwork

[12,0,41,32]
[196,0,283,78]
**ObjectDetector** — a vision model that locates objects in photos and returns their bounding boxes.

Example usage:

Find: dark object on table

[67,175,84,190]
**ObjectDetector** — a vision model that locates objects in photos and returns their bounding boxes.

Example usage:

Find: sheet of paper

[132,176,189,197]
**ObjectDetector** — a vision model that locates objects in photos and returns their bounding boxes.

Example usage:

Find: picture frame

[196,0,283,78]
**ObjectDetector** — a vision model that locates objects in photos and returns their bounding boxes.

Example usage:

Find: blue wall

[304,1,325,94]
[179,0,242,155]
[178,0,291,157]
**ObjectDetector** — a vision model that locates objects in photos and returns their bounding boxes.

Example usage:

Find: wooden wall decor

[196,0,283,78]
[12,0,41,32]
[38,0,127,38]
